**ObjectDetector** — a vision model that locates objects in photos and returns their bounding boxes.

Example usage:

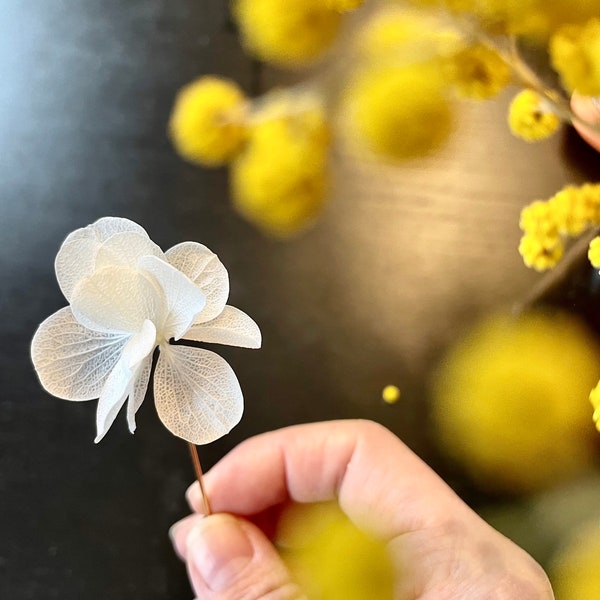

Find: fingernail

[169,514,208,560]
[186,514,254,592]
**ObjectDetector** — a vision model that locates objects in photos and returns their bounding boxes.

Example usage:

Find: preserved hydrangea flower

[31,217,261,444]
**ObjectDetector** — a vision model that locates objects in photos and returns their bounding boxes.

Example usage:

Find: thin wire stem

[187,442,212,515]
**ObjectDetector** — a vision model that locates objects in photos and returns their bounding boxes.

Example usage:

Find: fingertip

[186,481,202,511]
[571,91,600,151]
[169,513,206,560]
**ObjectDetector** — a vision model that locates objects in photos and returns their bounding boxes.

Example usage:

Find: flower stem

[187,442,212,515]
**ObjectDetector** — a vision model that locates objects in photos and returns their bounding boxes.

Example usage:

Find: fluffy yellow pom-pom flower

[550,18,600,96]
[169,76,247,167]
[341,62,453,160]
[232,0,342,67]
[551,185,595,236]
[277,502,394,599]
[518,234,564,272]
[551,520,600,599]
[446,44,511,99]
[432,312,600,493]
[231,98,330,238]
[519,199,558,235]
[519,184,600,271]
[508,89,561,142]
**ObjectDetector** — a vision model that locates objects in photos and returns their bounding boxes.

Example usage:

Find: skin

[571,92,600,151]
[170,420,555,600]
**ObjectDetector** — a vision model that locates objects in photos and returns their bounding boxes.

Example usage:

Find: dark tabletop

[2,2,600,599]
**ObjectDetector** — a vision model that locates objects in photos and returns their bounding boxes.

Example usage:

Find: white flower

[31,217,261,444]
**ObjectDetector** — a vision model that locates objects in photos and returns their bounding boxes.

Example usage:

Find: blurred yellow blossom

[341,62,453,160]
[550,18,600,96]
[551,520,600,599]
[231,96,330,238]
[406,0,547,36]
[382,385,401,404]
[432,312,600,493]
[445,44,511,100]
[590,380,600,430]
[358,8,463,62]
[168,76,247,166]
[588,236,600,269]
[232,0,342,67]
[278,502,394,600]
[324,0,364,13]
[508,89,561,142]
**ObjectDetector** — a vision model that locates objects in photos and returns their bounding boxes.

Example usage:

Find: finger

[571,91,600,151]
[171,513,306,600]
[187,420,470,541]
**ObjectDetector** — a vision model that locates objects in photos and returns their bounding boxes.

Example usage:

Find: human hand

[170,420,554,599]
[571,92,600,152]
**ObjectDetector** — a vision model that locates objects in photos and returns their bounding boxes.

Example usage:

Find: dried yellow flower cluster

[170,78,330,237]
[518,183,600,271]
[168,2,600,241]
[508,90,560,142]
[231,96,330,238]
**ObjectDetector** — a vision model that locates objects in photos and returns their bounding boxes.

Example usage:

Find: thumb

[170,513,306,600]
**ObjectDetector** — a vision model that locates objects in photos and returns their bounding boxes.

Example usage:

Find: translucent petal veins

[184,305,262,348]
[165,242,229,322]
[154,345,243,444]
[31,307,129,401]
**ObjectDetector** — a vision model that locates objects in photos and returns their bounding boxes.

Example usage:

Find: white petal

[31,307,129,401]
[154,345,243,444]
[165,242,229,323]
[55,218,149,301]
[91,216,148,239]
[94,320,156,443]
[95,231,164,270]
[55,232,101,302]
[94,362,132,443]
[71,266,166,335]
[183,305,262,348]
[126,354,153,433]
[138,255,206,341]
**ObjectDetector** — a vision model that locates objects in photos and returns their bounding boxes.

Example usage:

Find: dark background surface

[2,1,600,598]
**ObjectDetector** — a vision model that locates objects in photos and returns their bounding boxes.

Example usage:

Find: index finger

[189,420,470,541]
